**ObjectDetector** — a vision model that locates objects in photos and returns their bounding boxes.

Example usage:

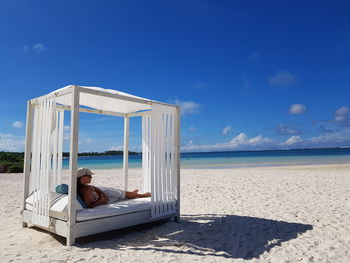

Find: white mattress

[26,196,152,222]
[76,197,151,221]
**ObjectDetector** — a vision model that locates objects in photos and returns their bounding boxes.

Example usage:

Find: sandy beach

[1,163,350,262]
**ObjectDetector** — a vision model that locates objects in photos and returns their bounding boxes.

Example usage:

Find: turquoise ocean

[63,148,350,170]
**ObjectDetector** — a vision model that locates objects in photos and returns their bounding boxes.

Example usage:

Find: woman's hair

[77,177,84,192]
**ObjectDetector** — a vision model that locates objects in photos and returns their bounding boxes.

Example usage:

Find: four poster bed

[21,85,180,246]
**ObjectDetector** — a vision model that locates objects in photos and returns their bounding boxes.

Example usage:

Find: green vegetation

[0,152,24,173]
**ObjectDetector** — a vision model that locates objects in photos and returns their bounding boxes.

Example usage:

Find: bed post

[67,86,80,246]
[123,117,130,191]
[174,106,181,222]
[22,100,34,227]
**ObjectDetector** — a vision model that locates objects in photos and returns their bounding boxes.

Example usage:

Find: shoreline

[57,161,350,172]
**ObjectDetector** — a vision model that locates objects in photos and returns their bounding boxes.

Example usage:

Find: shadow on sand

[76,214,313,259]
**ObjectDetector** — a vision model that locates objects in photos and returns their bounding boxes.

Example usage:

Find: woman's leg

[125,191,151,199]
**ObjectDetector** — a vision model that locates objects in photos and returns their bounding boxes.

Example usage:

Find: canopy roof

[32,85,176,114]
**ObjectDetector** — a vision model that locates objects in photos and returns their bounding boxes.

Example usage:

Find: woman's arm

[94,187,110,202]
[89,195,108,208]
[80,185,108,208]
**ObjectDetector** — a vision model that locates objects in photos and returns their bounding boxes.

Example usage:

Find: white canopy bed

[21,85,180,246]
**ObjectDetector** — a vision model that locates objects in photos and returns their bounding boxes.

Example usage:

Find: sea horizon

[62,147,350,170]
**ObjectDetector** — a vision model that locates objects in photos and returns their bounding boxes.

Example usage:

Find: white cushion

[25,191,83,220]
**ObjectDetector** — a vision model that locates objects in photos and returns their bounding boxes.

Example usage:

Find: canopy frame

[22,85,180,246]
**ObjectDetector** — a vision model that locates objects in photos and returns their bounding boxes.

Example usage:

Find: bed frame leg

[22,222,28,228]
[67,234,75,246]
[174,215,180,223]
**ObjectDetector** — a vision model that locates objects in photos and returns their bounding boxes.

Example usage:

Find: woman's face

[80,175,92,184]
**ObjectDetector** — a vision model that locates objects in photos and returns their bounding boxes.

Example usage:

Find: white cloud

[186,140,194,146]
[32,43,47,53]
[189,126,196,132]
[334,106,347,114]
[181,126,350,152]
[269,71,297,86]
[228,133,274,147]
[108,145,124,151]
[335,116,346,122]
[0,133,14,138]
[63,126,70,141]
[12,121,23,128]
[289,104,306,115]
[181,132,275,152]
[0,133,24,151]
[0,141,18,151]
[275,124,301,135]
[308,128,350,145]
[333,106,349,123]
[222,126,231,135]
[282,136,302,146]
[23,43,47,54]
[173,100,200,115]
[86,138,93,143]
[107,145,140,152]
[243,134,274,146]
[319,125,336,133]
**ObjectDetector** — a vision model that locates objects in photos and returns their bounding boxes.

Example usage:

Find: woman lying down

[77,167,151,208]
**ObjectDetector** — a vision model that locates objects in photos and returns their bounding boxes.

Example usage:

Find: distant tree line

[62,150,140,157]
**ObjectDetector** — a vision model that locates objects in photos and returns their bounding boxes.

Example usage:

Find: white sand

[1,163,350,262]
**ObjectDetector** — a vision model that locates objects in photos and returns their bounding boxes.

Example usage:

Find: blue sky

[1,0,350,152]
